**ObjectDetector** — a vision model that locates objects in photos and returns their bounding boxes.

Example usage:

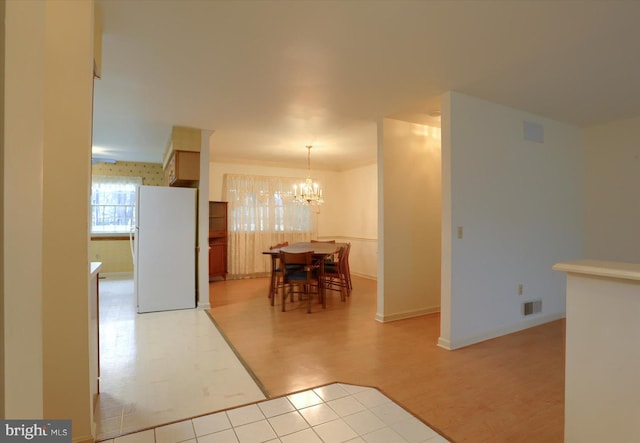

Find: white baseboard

[351,271,377,280]
[197,302,211,310]
[319,236,377,243]
[437,337,452,350]
[441,311,566,350]
[375,305,440,323]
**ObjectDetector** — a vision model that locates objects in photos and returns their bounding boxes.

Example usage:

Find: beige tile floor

[100,383,450,443]
[95,276,267,440]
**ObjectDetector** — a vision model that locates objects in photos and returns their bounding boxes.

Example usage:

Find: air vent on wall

[523,300,542,316]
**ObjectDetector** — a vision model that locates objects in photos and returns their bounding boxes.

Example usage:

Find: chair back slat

[280,250,312,267]
[278,250,319,313]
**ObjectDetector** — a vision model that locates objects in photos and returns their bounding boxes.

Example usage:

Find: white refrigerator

[133,185,197,313]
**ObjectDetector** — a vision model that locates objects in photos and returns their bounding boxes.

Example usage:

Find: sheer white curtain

[223,174,316,277]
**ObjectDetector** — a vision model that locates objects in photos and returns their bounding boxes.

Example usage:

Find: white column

[41,1,94,440]
[198,130,213,309]
[5,1,95,440]
[4,0,46,418]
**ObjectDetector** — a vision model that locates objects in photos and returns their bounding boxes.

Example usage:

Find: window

[222,174,316,276]
[223,174,313,234]
[91,176,142,234]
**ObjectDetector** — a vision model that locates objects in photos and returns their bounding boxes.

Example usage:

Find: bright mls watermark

[1,420,71,443]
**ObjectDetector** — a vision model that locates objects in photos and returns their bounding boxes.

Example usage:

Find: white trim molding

[318,236,377,243]
[375,305,440,323]
[197,301,211,310]
[351,271,377,281]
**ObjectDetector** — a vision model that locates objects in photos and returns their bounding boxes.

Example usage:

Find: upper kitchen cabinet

[164,150,200,187]
[162,126,201,187]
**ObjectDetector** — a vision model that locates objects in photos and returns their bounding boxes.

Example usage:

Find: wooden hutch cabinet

[208,201,228,281]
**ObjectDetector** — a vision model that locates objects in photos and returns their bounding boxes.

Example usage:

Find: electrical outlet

[517,284,523,296]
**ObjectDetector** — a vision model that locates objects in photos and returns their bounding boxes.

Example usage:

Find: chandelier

[293,145,324,206]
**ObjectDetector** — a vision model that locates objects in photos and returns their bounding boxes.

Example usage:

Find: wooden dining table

[263,242,347,308]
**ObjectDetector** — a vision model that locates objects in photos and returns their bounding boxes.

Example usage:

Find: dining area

[264,241,353,313]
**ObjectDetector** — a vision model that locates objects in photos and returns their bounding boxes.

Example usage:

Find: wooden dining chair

[269,241,289,304]
[311,239,337,262]
[343,242,352,294]
[279,250,321,313]
[322,245,349,301]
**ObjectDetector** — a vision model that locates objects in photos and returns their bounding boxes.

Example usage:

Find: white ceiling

[93,0,640,171]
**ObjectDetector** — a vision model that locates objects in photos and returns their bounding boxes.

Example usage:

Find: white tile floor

[96,276,266,439]
[99,383,449,443]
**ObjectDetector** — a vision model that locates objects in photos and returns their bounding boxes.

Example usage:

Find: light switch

[457,226,463,239]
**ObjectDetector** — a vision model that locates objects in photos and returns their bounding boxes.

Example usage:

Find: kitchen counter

[552,259,640,281]
[554,259,640,443]
[91,261,102,277]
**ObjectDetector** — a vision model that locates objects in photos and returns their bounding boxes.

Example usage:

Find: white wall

[378,118,441,322]
[0,0,5,418]
[330,163,378,279]
[584,116,640,263]
[440,91,583,350]
[209,161,378,278]
[4,0,46,418]
[4,1,95,440]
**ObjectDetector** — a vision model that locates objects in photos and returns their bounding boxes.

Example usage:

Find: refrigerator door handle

[129,225,138,263]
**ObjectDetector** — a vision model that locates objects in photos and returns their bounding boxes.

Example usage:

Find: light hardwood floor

[208,276,565,443]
